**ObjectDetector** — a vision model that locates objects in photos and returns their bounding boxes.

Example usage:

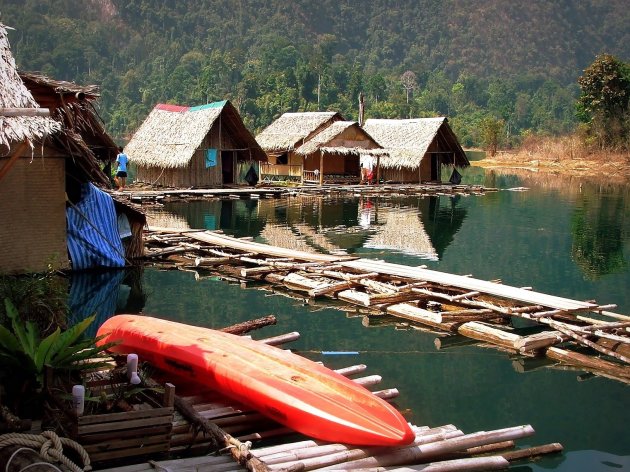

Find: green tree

[479,116,505,156]
[577,54,630,150]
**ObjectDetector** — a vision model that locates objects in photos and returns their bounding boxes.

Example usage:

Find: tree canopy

[2,0,629,149]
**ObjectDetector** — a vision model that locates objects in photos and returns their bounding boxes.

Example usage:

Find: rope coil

[0,431,91,472]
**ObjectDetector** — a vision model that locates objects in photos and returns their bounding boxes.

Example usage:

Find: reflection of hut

[143,208,191,230]
[363,118,469,183]
[293,223,345,254]
[0,23,143,273]
[365,208,438,260]
[126,100,266,188]
[260,224,317,253]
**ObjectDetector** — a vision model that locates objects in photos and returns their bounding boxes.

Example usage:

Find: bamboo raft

[143,227,630,384]
[111,182,492,204]
[93,322,562,472]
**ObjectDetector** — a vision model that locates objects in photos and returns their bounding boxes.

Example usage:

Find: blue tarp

[66,183,125,270]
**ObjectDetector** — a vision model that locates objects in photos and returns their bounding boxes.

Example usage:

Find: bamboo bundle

[308,425,535,471]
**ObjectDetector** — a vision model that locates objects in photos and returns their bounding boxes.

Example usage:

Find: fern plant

[0,298,116,387]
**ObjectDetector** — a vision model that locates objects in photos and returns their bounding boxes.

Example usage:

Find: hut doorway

[222,151,234,184]
[430,154,441,181]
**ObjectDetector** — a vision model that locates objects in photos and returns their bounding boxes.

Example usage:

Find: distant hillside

[1,0,628,146]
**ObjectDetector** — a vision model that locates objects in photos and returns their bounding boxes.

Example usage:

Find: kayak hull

[96,314,414,446]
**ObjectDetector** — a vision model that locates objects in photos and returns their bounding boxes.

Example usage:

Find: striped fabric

[66,183,125,270]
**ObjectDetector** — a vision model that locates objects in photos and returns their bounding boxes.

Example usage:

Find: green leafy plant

[0,298,116,387]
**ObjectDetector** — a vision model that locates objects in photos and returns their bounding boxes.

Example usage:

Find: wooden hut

[0,23,144,274]
[256,111,343,183]
[362,118,470,183]
[125,101,266,188]
[293,121,384,184]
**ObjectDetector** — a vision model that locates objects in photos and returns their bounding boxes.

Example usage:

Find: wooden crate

[72,381,175,465]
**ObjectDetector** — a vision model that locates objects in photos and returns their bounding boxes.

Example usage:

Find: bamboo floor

[143,227,630,384]
[110,182,492,204]
[94,329,562,472]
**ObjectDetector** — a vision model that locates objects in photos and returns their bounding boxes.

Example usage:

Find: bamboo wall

[0,153,69,274]
[136,123,241,188]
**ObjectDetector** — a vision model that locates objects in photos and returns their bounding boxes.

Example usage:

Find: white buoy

[72,385,85,416]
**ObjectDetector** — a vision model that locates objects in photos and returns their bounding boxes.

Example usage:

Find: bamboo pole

[544,319,630,364]
[347,456,509,471]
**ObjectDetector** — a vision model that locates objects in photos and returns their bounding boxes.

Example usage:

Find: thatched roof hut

[257,113,382,184]
[363,118,469,183]
[0,22,144,274]
[125,100,266,188]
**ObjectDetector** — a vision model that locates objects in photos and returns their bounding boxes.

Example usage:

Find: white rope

[0,431,91,472]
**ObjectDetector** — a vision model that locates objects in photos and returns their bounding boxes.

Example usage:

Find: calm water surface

[92,168,630,471]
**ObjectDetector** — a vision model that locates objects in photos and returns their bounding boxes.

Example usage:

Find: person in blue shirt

[115,147,129,190]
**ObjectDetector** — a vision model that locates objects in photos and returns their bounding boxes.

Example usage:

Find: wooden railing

[260,163,302,179]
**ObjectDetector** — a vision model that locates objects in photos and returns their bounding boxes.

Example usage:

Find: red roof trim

[155,104,189,112]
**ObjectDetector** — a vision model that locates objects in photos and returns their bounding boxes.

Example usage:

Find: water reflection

[150,195,468,261]
[571,190,628,280]
[68,267,146,336]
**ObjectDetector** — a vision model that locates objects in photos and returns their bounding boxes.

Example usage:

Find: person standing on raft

[115,146,129,190]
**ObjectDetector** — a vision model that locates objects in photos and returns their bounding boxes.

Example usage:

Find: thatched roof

[294,121,385,156]
[363,118,470,169]
[256,111,343,152]
[0,23,60,150]
[20,71,118,164]
[125,100,265,168]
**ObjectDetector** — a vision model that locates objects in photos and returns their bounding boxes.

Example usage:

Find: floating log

[456,322,521,350]
[220,315,277,335]
[502,442,564,462]
[434,335,480,350]
[546,347,630,380]
[514,330,569,352]
[387,304,459,332]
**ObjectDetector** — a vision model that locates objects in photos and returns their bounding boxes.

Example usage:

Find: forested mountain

[1,0,628,147]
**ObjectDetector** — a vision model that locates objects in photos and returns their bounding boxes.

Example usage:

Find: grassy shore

[472,135,630,184]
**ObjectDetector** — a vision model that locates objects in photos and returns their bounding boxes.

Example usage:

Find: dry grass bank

[473,135,630,184]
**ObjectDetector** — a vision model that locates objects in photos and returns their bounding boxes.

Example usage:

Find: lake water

[93,167,629,471]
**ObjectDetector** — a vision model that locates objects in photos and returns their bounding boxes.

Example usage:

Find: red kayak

[96,314,414,446]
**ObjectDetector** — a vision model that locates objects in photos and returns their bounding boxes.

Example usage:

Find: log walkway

[143,227,630,384]
[110,182,492,204]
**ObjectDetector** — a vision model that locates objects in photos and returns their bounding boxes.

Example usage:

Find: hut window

[277,153,288,165]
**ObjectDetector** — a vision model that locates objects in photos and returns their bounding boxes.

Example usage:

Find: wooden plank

[78,415,173,435]
[187,231,355,263]
[89,442,170,463]
[78,407,173,425]
[84,433,171,454]
[342,259,597,311]
[78,425,172,444]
